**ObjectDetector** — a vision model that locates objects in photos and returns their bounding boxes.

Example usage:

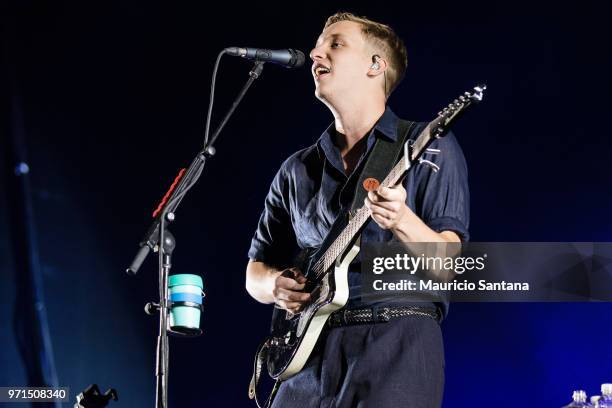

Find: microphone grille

[290,49,306,68]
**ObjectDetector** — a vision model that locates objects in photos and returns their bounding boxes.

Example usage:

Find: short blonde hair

[324,12,408,97]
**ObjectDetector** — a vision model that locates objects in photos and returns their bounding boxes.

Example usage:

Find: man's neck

[331,102,386,155]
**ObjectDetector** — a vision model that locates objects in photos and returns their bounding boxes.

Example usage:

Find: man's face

[310,21,373,103]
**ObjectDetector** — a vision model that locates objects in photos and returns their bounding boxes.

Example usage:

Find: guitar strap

[248,117,416,408]
[348,118,415,216]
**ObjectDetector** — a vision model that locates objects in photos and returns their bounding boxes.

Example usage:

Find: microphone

[225,47,306,68]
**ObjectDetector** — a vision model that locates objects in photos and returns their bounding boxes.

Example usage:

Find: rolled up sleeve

[248,165,299,266]
[404,129,470,241]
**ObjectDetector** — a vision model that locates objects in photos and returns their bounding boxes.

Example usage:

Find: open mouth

[313,64,331,79]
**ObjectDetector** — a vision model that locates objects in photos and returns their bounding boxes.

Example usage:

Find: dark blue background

[1,1,611,407]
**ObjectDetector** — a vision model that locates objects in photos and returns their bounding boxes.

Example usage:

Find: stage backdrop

[1,1,611,407]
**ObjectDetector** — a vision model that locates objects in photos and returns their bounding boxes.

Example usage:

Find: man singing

[246,12,469,407]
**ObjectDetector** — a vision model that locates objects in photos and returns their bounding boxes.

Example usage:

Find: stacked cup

[168,274,204,336]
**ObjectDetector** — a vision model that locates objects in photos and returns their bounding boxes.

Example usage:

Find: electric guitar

[253,85,486,386]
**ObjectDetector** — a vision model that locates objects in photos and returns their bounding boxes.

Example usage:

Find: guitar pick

[363,178,380,192]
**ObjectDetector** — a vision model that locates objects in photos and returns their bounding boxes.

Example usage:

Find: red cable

[152,168,187,218]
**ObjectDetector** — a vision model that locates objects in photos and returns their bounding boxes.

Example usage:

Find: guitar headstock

[431,84,487,138]
[403,84,487,173]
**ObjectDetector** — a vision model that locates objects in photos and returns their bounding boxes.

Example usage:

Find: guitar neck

[310,121,439,278]
[309,83,486,280]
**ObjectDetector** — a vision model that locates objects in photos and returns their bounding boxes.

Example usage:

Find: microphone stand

[127,60,265,408]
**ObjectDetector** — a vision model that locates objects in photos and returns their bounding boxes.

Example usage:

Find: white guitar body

[267,242,360,380]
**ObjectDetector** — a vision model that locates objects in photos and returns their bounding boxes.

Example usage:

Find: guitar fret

[314,157,406,279]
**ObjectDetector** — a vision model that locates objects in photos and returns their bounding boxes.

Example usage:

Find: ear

[367,55,388,77]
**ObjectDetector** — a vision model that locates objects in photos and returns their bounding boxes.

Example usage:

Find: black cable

[203,50,226,147]
[159,49,225,216]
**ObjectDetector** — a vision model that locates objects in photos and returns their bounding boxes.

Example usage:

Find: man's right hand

[272,267,311,314]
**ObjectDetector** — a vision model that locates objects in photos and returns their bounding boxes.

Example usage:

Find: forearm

[366,186,461,243]
[392,204,460,243]
[245,260,283,304]
[390,204,461,281]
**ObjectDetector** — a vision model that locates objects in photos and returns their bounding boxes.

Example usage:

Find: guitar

[254,85,486,385]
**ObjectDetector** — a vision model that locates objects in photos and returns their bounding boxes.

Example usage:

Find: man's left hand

[364,185,411,231]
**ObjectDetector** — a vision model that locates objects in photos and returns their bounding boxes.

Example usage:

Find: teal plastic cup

[168,274,204,336]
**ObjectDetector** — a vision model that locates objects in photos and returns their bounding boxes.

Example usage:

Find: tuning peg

[425,148,441,155]
[470,84,487,102]
[418,158,440,172]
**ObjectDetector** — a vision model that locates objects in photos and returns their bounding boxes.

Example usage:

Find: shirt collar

[374,106,400,141]
[316,106,400,161]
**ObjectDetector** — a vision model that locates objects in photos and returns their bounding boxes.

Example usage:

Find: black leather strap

[349,119,415,214]
[249,338,280,408]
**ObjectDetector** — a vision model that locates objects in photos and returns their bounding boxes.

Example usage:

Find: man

[246,12,469,407]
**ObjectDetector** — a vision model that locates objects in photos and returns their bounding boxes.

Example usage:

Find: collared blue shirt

[248,106,469,312]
